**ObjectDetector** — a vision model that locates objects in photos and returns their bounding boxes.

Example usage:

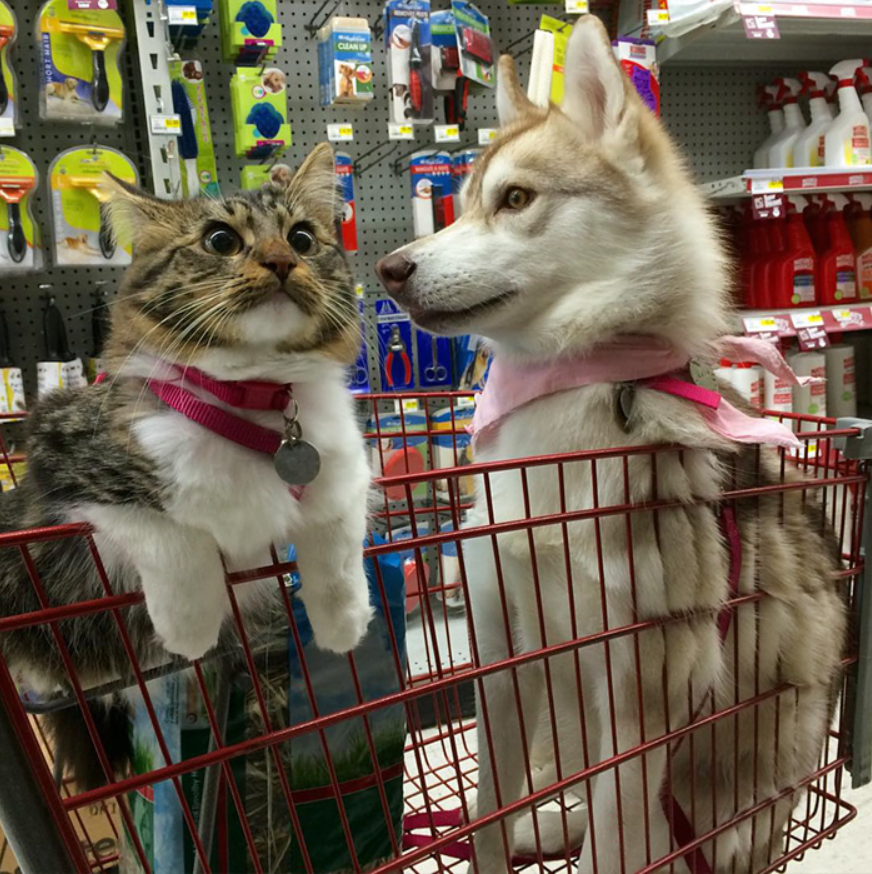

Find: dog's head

[376,15,730,360]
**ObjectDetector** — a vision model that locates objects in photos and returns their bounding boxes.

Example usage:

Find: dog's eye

[289,226,317,255]
[502,187,533,211]
[203,225,243,256]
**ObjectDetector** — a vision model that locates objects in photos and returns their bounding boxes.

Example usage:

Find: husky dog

[377,16,845,874]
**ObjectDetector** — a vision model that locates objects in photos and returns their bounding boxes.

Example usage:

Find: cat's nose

[376,253,416,298]
[262,252,296,281]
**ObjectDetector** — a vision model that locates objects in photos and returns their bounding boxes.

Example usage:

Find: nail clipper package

[37,0,125,125]
[410,150,454,238]
[334,152,358,253]
[317,16,373,107]
[230,66,291,159]
[0,146,41,273]
[450,1,494,88]
[415,329,452,388]
[613,37,660,117]
[377,299,414,391]
[384,0,433,125]
[219,0,280,66]
[452,147,480,215]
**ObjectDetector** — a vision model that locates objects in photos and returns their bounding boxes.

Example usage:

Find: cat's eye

[501,187,534,211]
[203,225,243,257]
[288,226,317,255]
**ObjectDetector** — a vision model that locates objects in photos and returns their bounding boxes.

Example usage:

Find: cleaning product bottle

[754,84,785,170]
[857,66,872,132]
[768,78,806,168]
[794,72,835,167]
[803,195,829,255]
[817,193,858,304]
[772,196,817,308]
[845,193,872,300]
[825,60,871,167]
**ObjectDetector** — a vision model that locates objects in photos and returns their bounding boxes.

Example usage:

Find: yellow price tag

[401,399,420,414]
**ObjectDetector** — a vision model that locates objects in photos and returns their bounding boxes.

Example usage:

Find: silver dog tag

[689,360,718,391]
[274,438,321,486]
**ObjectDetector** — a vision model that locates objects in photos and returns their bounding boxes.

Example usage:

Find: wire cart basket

[0,396,870,873]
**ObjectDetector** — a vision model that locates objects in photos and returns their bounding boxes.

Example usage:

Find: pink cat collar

[471,335,821,450]
[150,363,292,411]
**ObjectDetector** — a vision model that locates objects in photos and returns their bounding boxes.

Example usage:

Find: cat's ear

[287,143,342,231]
[102,174,175,246]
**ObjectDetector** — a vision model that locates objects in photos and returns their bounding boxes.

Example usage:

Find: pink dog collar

[471,335,821,450]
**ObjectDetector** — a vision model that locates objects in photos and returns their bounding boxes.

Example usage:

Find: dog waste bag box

[318,16,373,107]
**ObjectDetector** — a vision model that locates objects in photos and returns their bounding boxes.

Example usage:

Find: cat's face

[106,144,358,367]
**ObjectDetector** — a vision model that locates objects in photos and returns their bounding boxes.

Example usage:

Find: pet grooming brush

[236,1,274,38]
[171,78,199,195]
[55,20,124,112]
[408,20,423,117]
[43,295,73,362]
[0,23,14,115]
[246,102,282,139]
[62,175,114,259]
[0,175,33,263]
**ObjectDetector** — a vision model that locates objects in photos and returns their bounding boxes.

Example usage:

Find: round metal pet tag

[274,438,321,486]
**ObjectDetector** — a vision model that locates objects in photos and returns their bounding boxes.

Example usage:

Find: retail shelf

[702,168,872,201]
[737,303,872,336]
[654,2,872,64]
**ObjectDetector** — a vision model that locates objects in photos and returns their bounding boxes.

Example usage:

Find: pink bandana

[471,335,821,450]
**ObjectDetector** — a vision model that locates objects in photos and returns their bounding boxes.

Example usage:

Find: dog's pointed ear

[561,15,637,141]
[497,55,534,127]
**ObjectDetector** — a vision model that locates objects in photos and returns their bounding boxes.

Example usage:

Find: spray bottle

[753,84,784,170]
[773,196,817,308]
[856,65,872,132]
[768,78,806,168]
[825,60,871,167]
[794,72,835,167]
[845,193,872,300]
[817,193,858,304]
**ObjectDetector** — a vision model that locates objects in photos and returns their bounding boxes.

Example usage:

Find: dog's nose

[376,254,417,297]
[261,252,296,281]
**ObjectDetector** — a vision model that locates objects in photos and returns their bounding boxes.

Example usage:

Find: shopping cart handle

[835,417,872,459]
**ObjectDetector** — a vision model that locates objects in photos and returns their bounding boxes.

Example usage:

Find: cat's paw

[306,568,373,654]
[151,586,227,661]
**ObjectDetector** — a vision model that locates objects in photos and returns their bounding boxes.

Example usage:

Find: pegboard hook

[503,15,574,58]
[353,141,400,176]
[371,13,385,41]
[305,0,344,38]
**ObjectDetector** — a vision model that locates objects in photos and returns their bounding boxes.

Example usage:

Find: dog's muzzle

[375,253,417,301]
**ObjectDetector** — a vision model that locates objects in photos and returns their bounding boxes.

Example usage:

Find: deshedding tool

[62,175,114,259]
[55,21,124,112]
[0,175,33,263]
[0,24,14,115]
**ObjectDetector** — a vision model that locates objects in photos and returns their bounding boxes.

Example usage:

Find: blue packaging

[409,150,454,238]
[318,18,374,106]
[376,299,413,391]
[415,328,452,387]
[335,152,357,253]
[384,0,433,125]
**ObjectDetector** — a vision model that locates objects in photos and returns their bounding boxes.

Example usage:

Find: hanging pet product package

[0,1,19,136]
[384,0,433,125]
[36,0,125,125]
[122,554,406,873]
[317,17,373,107]
[0,146,40,272]
[230,66,291,159]
[48,145,137,266]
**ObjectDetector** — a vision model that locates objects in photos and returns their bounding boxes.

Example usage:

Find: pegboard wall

[0,0,822,397]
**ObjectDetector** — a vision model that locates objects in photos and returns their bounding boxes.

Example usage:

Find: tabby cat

[0,143,372,782]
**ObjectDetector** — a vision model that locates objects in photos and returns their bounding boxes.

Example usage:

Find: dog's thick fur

[376,16,846,873]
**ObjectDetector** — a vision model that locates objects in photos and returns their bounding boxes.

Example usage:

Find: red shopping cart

[0,398,868,874]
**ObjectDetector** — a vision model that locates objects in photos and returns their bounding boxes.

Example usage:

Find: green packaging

[170,59,220,198]
[0,146,40,272]
[219,0,281,65]
[231,67,291,159]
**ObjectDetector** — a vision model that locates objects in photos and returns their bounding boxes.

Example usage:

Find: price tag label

[68,0,118,8]
[833,307,868,328]
[400,399,420,414]
[327,123,354,142]
[150,114,182,135]
[750,177,784,194]
[565,0,589,12]
[751,192,784,220]
[478,128,498,145]
[789,311,824,329]
[388,123,414,140]
[167,5,197,24]
[434,124,460,143]
[743,14,780,37]
[457,396,476,410]
[796,324,830,351]
[646,8,670,23]
[0,118,14,137]
[743,316,779,334]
